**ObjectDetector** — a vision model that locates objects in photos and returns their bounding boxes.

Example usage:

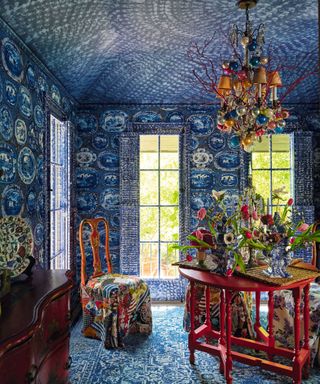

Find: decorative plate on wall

[34,104,44,128]
[214,151,240,171]
[76,167,99,189]
[219,174,239,188]
[37,155,43,185]
[133,111,161,123]
[27,123,38,150]
[100,189,120,208]
[34,223,44,246]
[37,191,45,219]
[101,110,128,132]
[51,84,61,105]
[77,192,97,214]
[2,184,24,216]
[18,86,33,118]
[0,216,33,277]
[15,118,27,145]
[26,64,36,89]
[37,75,48,93]
[26,189,36,214]
[92,134,108,150]
[167,111,184,123]
[190,169,216,189]
[5,80,17,105]
[76,114,97,135]
[76,148,97,167]
[0,143,16,183]
[190,191,213,211]
[189,136,199,151]
[208,133,226,151]
[1,38,24,82]
[191,148,213,169]
[104,173,119,187]
[18,146,36,184]
[0,106,13,140]
[188,115,213,136]
[97,151,119,170]
[110,135,120,149]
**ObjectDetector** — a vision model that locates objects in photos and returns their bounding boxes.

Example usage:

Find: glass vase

[263,244,292,278]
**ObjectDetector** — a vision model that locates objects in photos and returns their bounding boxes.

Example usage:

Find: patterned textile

[183,283,254,339]
[274,282,320,366]
[81,273,152,348]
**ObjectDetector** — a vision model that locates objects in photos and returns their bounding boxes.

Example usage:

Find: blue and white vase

[263,245,292,278]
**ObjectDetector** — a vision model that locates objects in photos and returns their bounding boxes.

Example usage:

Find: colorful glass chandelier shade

[214,0,290,152]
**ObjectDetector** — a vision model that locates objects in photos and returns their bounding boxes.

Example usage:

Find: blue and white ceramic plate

[219,174,239,188]
[77,192,97,214]
[110,135,120,149]
[188,115,213,136]
[76,168,98,189]
[34,223,44,246]
[190,191,213,211]
[133,111,161,123]
[101,110,128,132]
[51,84,61,105]
[34,104,45,128]
[76,148,97,167]
[2,184,24,216]
[214,151,240,171]
[15,118,27,145]
[74,135,83,150]
[18,146,36,184]
[1,38,24,82]
[109,210,120,228]
[223,189,239,211]
[191,148,213,169]
[0,106,13,140]
[26,189,37,214]
[104,173,119,187]
[38,75,48,93]
[97,151,119,170]
[191,169,216,189]
[5,80,17,105]
[18,86,33,118]
[37,191,45,219]
[38,129,44,150]
[189,136,199,151]
[27,123,38,150]
[0,143,16,183]
[167,112,184,123]
[26,65,36,88]
[76,114,97,135]
[92,134,108,150]
[101,189,120,208]
[208,133,226,151]
[0,216,33,278]
[37,155,43,185]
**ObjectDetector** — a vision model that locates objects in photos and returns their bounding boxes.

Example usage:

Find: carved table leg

[189,281,195,364]
[219,289,226,374]
[267,291,275,360]
[293,287,302,384]
[225,289,233,384]
[303,284,310,380]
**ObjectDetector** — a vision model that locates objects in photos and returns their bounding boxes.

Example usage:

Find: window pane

[140,207,158,241]
[252,152,270,169]
[160,207,179,241]
[252,170,270,204]
[140,243,158,278]
[160,171,179,205]
[272,134,290,168]
[160,135,179,169]
[272,170,291,204]
[160,243,179,278]
[140,171,158,205]
[140,135,158,169]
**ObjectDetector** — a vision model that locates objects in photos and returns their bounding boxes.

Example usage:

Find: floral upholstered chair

[79,218,152,348]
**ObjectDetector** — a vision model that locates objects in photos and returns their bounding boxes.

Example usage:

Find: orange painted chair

[79,217,152,348]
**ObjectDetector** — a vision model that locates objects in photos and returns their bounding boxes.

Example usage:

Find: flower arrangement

[176,187,320,277]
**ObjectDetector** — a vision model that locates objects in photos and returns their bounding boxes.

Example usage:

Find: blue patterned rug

[70,305,320,384]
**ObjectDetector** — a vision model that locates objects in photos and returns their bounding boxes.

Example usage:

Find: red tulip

[245,231,252,239]
[186,254,193,262]
[287,198,294,206]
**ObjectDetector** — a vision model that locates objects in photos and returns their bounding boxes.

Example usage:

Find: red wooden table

[179,267,316,384]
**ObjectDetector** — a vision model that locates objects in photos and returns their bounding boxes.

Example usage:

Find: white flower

[212,189,226,201]
[224,232,235,245]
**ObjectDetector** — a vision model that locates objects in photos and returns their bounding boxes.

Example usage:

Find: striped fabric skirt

[81,273,152,348]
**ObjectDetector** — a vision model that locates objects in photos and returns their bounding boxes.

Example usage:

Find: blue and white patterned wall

[0,21,75,268]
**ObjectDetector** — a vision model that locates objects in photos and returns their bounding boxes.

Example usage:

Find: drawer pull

[65,356,72,369]
[27,365,38,383]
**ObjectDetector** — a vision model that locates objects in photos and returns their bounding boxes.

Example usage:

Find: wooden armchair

[79,217,152,348]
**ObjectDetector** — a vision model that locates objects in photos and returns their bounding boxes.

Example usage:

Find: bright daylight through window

[251,134,292,211]
[139,135,179,279]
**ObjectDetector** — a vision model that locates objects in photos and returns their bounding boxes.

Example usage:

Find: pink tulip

[195,230,204,240]
[289,237,295,244]
[197,207,207,221]
[298,223,309,232]
[252,210,259,220]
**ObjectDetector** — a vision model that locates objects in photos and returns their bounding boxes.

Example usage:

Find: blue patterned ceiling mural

[0,0,318,105]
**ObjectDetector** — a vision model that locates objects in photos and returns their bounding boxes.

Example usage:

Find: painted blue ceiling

[0,0,318,105]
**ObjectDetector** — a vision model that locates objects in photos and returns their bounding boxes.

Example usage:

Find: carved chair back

[79,218,112,286]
